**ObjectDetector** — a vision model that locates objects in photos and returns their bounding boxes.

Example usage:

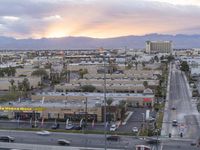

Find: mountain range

[0,34,200,50]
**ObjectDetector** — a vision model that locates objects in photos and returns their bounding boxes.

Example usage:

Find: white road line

[160,143,163,150]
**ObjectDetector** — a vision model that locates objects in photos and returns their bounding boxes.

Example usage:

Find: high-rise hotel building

[146,41,173,54]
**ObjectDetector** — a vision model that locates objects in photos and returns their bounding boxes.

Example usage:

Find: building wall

[146,41,172,54]
[41,106,102,122]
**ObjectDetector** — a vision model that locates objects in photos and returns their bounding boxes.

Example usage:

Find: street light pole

[85,97,88,128]
[142,113,145,132]
[103,51,107,150]
[83,97,88,148]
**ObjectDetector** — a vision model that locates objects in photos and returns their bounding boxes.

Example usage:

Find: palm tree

[142,62,146,68]
[18,78,30,98]
[134,61,138,70]
[9,79,15,87]
[143,81,148,88]
[106,97,113,122]
[9,79,15,92]
[79,69,88,79]
[118,100,126,121]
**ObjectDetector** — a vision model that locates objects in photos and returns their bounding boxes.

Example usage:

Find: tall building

[146,41,173,54]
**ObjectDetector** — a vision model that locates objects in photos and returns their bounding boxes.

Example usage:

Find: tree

[126,62,133,70]
[143,81,148,88]
[134,61,138,70]
[108,60,117,74]
[118,100,126,120]
[18,78,30,98]
[154,55,159,62]
[81,85,96,92]
[79,69,88,79]
[9,79,15,87]
[180,61,189,72]
[31,68,48,78]
[0,69,4,77]
[142,62,146,68]
[160,55,165,60]
[106,97,113,122]
[9,67,16,76]
[22,78,30,92]
[166,54,174,63]
[0,67,16,77]
[9,79,15,92]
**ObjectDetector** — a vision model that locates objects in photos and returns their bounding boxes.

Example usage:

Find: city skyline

[0,0,200,39]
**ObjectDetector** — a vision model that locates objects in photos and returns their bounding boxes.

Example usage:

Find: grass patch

[156,112,164,129]
[0,92,20,102]
[139,129,148,136]
[0,127,134,136]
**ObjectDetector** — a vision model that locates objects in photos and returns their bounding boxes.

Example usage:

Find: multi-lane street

[0,130,199,150]
[0,130,146,150]
[162,63,200,139]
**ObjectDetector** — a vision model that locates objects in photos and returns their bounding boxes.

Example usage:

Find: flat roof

[35,92,154,98]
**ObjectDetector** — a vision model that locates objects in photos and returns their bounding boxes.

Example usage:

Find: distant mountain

[0,34,200,49]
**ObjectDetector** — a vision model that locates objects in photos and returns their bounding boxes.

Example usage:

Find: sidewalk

[161,62,171,137]
[0,142,121,150]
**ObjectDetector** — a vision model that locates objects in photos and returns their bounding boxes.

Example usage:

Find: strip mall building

[1,92,154,122]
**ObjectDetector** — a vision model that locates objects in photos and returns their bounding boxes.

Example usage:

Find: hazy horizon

[0,0,200,39]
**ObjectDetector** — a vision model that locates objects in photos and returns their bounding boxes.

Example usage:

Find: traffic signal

[180,133,183,138]
[169,133,171,138]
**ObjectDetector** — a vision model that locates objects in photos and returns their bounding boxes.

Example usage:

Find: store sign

[143,98,152,102]
[0,106,45,111]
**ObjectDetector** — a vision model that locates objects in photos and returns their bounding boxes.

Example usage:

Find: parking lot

[118,108,148,133]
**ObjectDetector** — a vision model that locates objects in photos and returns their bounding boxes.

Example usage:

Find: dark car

[106,135,120,141]
[51,123,60,129]
[73,126,82,130]
[171,106,176,110]
[31,124,38,128]
[57,139,71,146]
[0,136,15,142]
[146,138,160,144]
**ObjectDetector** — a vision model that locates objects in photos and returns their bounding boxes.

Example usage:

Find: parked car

[51,123,60,129]
[132,127,139,133]
[36,130,50,136]
[65,124,74,130]
[110,124,117,131]
[171,106,176,110]
[190,140,196,146]
[0,136,15,142]
[57,139,71,146]
[106,135,120,141]
[31,124,38,128]
[145,138,161,144]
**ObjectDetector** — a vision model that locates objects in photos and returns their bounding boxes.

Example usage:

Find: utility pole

[99,47,108,150]
[103,51,107,150]
[85,97,88,128]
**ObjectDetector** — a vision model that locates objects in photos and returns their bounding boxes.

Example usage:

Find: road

[0,130,144,150]
[0,130,199,150]
[162,63,200,139]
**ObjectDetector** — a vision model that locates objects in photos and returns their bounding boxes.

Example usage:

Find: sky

[0,0,200,39]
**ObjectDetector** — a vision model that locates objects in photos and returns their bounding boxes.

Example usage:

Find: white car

[36,130,50,136]
[132,127,139,133]
[110,124,117,131]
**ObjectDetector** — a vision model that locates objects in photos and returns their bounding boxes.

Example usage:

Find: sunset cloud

[0,0,200,38]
